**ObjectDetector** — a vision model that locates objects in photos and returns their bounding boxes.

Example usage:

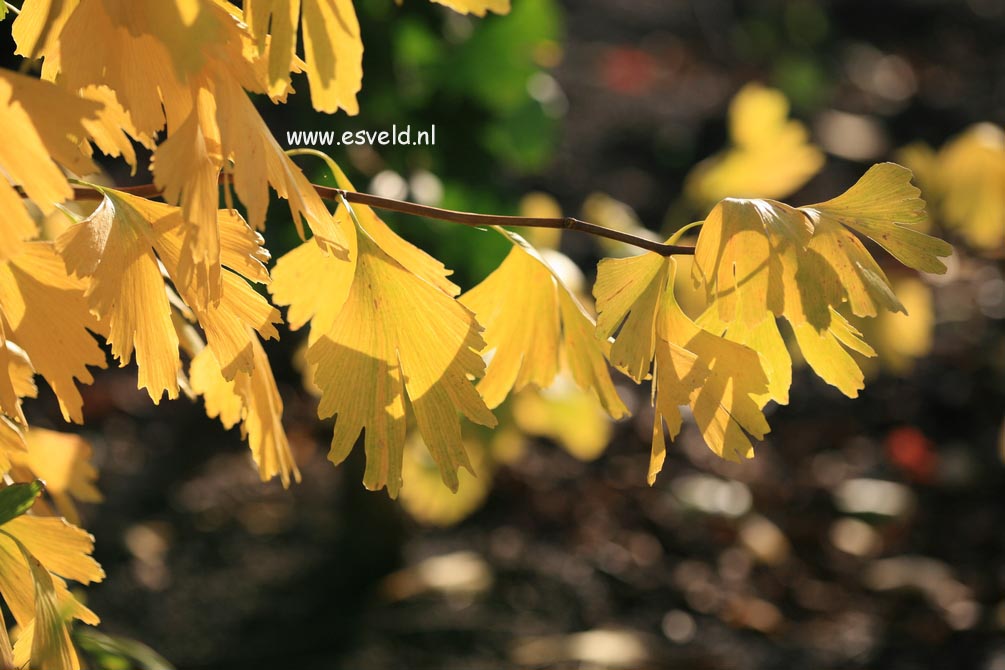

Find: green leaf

[0,480,43,527]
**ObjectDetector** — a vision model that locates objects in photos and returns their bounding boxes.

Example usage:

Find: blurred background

[5,0,1005,668]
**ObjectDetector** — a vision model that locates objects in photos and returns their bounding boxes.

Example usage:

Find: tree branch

[45,181,696,256]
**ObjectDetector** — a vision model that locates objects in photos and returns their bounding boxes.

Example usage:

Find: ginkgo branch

[47,180,696,257]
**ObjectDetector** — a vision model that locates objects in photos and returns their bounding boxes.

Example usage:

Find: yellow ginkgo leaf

[153,208,282,380]
[593,250,669,381]
[698,307,791,406]
[804,162,952,275]
[0,243,106,424]
[398,431,493,527]
[59,190,281,402]
[430,0,511,16]
[244,0,363,114]
[57,193,181,403]
[0,515,101,651]
[694,163,950,330]
[9,429,101,525]
[0,69,101,261]
[935,123,1005,251]
[693,196,812,327]
[511,374,613,461]
[17,546,78,670]
[460,232,627,417]
[653,259,770,469]
[685,83,824,208]
[595,251,770,477]
[189,339,301,487]
[790,308,875,398]
[303,230,496,496]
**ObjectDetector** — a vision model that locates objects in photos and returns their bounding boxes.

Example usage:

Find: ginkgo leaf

[0,514,101,641]
[685,83,824,207]
[18,0,346,304]
[929,123,1005,251]
[430,0,511,17]
[593,250,669,382]
[246,0,363,114]
[595,251,770,477]
[309,230,495,496]
[0,243,106,424]
[189,339,301,487]
[694,163,951,334]
[693,196,812,327]
[59,190,281,402]
[650,259,771,477]
[2,515,104,586]
[57,193,181,403]
[804,163,953,274]
[790,308,875,398]
[698,308,792,406]
[274,195,496,496]
[9,430,101,525]
[0,69,101,261]
[17,544,78,670]
[460,231,627,417]
[153,207,282,380]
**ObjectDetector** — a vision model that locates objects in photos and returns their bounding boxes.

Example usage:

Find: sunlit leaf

[0,243,105,423]
[651,259,770,474]
[273,199,496,496]
[595,252,770,474]
[0,69,101,261]
[804,163,953,274]
[58,191,280,403]
[245,0,362,114]
[189,338,301,487]
[685,83,824,208]
[931,123,1005,252]
[9,430,101,525]
[460,232,627,417]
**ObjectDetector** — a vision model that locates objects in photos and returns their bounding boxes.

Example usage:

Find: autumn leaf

[593,250,669,382]
[803,163,952,275]
[460,230,627,417]
[0,503,102,670]
[57,191,182,403]
[594,252,770,475]
[0,69,101,261]
[692,163,950,397]
[244,0,362,114]
[685,83,824,208]
[0,243,106,424]
[8,430,102,525]
[903,123,1005,252]
[189,338,301,487]
[273,188,496,496]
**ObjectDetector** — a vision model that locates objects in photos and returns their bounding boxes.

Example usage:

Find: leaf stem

[52,176,696,257]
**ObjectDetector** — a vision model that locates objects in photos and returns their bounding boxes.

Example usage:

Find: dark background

[4,0,1005,668]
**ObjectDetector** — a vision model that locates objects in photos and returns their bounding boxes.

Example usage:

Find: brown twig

[30,181,696,256]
